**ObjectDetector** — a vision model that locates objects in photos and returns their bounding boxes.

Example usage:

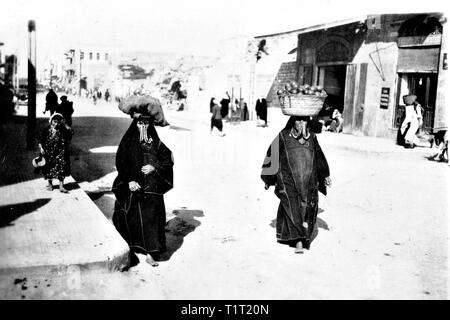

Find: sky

[0,0,449,75]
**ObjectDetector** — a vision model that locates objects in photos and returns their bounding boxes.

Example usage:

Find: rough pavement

[2,94,448,299]
[0,116,130,298]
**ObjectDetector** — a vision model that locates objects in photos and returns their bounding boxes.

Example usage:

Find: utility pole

[27,20,36,150]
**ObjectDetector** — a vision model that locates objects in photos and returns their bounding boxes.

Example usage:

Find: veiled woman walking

[112,95,173,266]
[261,115,331,253]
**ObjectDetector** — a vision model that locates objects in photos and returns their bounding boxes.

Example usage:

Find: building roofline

[254,15,369,39]
[254,12,446,39]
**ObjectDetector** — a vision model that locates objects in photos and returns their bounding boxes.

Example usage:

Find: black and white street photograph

[0,0,448,302]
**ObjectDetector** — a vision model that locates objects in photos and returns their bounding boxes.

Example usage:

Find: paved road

[8,94,448,299]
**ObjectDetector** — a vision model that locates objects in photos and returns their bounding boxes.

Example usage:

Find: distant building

[62,45,115,93]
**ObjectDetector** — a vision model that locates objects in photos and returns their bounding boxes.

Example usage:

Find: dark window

[80,51,84,60]
[89,52,93,60]
[97,53,100,60]
[105,53,108,60]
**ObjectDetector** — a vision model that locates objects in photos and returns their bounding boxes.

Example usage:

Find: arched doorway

[316,40,351,115]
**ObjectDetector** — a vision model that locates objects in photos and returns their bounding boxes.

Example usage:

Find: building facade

[295,13,447,138]
[62,45,115,93]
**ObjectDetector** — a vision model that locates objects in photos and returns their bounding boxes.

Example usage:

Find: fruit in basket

[289,88,300,94]
[316,85,323,91]
[290,81,299,89]
[276,89,285,96]
[284,84,292,92]
[303,84,310,90]
[310,86,317,92]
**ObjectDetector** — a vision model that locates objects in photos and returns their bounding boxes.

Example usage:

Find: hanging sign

[380,87,390,109]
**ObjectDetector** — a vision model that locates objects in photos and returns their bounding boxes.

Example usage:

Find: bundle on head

[118,94,169,126]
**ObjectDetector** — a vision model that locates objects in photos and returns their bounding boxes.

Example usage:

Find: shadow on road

[70,116,132,184]
[0,198,51,228]
[159,209,204,261]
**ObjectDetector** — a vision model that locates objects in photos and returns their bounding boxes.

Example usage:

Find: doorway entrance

[317,64,347,112]
[395,73,438,133]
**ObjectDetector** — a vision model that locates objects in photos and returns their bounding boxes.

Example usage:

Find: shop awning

[397,47,440,73]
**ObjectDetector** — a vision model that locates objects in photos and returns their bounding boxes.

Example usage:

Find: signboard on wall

[380,87,390,109]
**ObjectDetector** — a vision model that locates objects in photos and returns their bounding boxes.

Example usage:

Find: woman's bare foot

[145,254,159,267]
[295,241,304,254]
[46,184,53,191]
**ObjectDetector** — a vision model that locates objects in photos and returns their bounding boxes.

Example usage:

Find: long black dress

[112,120,174,255]
[256,98,268,124]
[261,117,330,248]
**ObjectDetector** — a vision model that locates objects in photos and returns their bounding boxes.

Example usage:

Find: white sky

[1,0,449,75]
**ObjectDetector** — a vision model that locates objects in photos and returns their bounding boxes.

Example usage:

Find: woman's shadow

[269,208,329,244]
[159,209,204,261]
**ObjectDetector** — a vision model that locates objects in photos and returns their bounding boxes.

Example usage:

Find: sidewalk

[165,107,435,156]
[0,117,129,283]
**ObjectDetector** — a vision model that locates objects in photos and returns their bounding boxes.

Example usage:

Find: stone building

[251,13,447,139]
[62,45,116,93]
[294,13,447,138]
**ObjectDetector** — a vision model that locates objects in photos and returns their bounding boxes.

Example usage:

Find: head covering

[60,95,68,101]
[118,94,169,126]
[49,112,64,123]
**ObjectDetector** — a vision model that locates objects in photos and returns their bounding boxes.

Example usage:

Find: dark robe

[45,90,58,115]
[261,117,330,248]
[220,98,230,118]
[112,120,174,255]
[56,100,74,127]
[256,98,268,123]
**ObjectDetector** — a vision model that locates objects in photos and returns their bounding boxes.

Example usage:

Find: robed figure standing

[261,116,331,253]
[112,95,172,266]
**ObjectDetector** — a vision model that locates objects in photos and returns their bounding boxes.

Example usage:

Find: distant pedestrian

[240,98,248,121]
[210,98,225,136]
[400,94,423,148]
[428,129,448,162]
[209,97,215,113]
[220,92,230,120]
[37,113,73,193]
[328,108,343,133]
[261,115,331,254]
[113,95,173,267]
[44,88,58,115]
[255,96,268,126]
[105,89,110,102]
[56,96,74,127]
[0,81,15,125]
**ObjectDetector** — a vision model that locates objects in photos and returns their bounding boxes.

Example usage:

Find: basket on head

[403,94,417,105]
[279,94,326,117]
[118,94,169,126]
